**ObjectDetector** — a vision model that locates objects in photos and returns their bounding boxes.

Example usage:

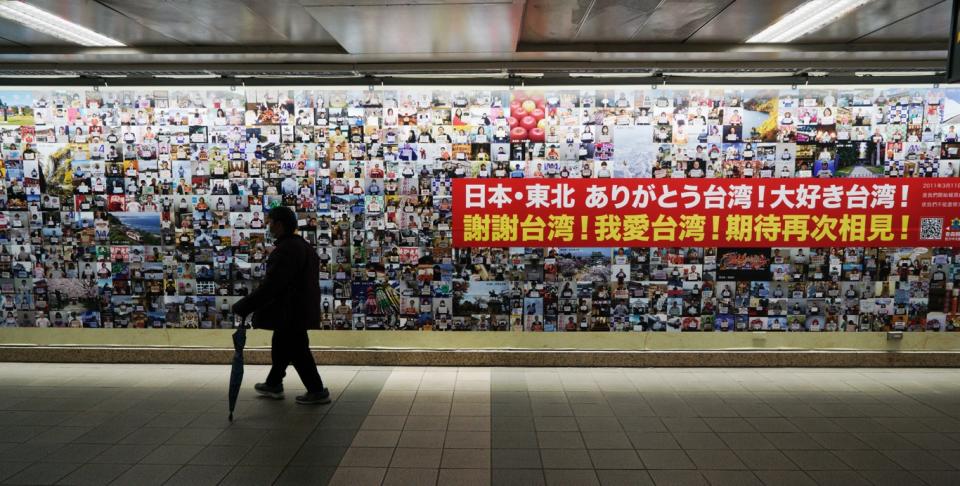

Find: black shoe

[254,382,284,399]
[296,388,331,405]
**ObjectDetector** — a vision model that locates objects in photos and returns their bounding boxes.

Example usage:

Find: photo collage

[0,85,958,332]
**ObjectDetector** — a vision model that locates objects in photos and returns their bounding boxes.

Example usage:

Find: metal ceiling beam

[0,45,348,55]
[0,42,941,56]
[0,60,944,74]
[517,42,948,53]
[0,74,946,88]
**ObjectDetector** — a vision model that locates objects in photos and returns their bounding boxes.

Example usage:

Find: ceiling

[0,0,951,81]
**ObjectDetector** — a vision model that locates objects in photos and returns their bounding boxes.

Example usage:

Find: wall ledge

[2,345,959,367]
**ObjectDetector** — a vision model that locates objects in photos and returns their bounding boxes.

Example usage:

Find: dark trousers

[265,328,324,393]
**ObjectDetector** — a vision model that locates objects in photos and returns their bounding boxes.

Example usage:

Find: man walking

[232,206,330,404]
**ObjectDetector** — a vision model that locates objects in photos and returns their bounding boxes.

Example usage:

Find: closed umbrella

[228,316,248,422]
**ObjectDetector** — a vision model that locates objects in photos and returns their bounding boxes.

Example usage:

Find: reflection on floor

[0,364,958,485]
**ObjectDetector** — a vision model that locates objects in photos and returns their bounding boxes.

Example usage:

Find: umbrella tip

[228,413,233,422]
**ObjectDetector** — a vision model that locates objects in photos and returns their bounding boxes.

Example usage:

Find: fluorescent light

[664,72,794,78]
[235,74,363,79]
[0,0,125,46]
[746,0,874,43]
[855,71,940,77]
[154,74,221,79]
[569,72,654,78]
[0,74,78,78]
[378,73,510,79]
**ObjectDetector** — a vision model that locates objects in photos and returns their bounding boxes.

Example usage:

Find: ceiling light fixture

[0,74,79,78]
[378,72,510,79]
[568,72,654,78]
[154,74,221,79]
[0,0,125,46]
[236,74,364,79]
[854,71,940,77]
[746,0,874,43]
[663,71,794,78]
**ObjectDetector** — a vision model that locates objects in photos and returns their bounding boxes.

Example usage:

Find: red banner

[452,178,960,248]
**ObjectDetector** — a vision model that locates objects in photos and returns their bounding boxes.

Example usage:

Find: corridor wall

[0,84,957,334]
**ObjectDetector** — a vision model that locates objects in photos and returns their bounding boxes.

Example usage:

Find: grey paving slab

[1,365,959,486]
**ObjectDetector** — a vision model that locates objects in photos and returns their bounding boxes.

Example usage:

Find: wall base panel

[1,329,958,366]
[0,346,958,367]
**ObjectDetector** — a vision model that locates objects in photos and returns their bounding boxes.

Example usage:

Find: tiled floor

[0,364,958,485]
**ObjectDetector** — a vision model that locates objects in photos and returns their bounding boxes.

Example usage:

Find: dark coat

[233,233,320,330]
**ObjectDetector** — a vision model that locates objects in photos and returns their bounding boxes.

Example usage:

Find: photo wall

[0,84,959,332]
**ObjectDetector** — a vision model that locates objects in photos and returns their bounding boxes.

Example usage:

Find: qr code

[920,218,943,240]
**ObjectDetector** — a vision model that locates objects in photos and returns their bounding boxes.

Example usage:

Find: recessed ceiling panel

[520,0,591,43]
[521,0,665,43]
[855,0,950,43]
[96,0,337,45]
[24,0,182,45]
[306,1,523,54]
[96,0,242,44]
[795,0,944,43]
[0,17,70,45]
[235,0,339,45]
[633,0,733,42]
[575,0,663,42]
[687,0,807,43]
